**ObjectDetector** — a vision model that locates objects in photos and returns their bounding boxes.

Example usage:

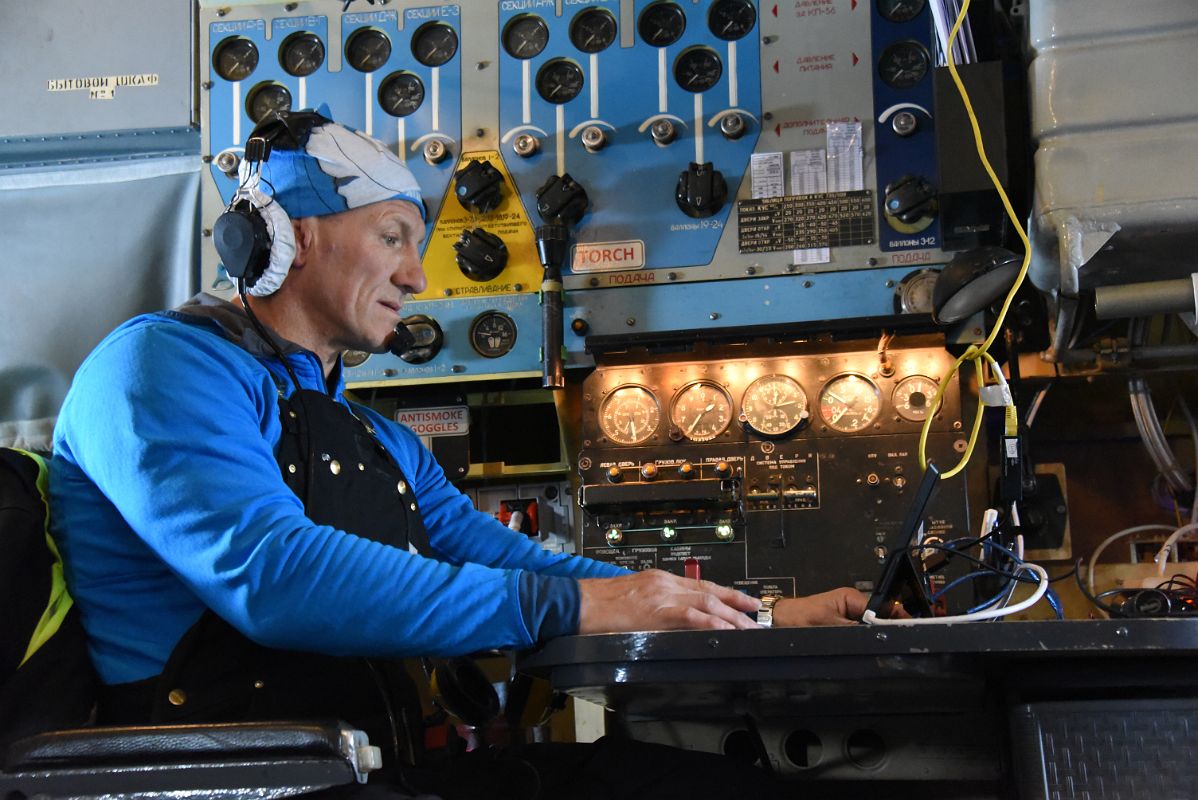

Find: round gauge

[535,58,585,104]
[246,82,292,123]
[469,311,517,359]
[708,0,757,41]
[378,71,425,117]
[570,7,617,53]
[346,28,392,73]
[674,47,723,93]
[878,40,930,89]
[892,375,939,422]
[638,2,687,48]
[599,386,661,446]
[894,268,938,314]
[503,14,549,59]
[213,37,259,82]
[818,374,882,433]
[279,31,325,77]
[671,381,733,442]
[343,350,371,368]
[741,375,809,437]
[878,0,927,23]
[412,21,458,67]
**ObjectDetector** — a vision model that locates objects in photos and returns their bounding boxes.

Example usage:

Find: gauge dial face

[342,350,371,368]
[279,31,325,77]
[895,269,938,314]
[599,386,661,446]
[469,311,517,359]
[879,40,930,88]
[246,82,292,123]
[819,374,882,433]
[503,14,549,59]
[214,37,259,82]
[535,58,584,104]
[638,2,687,48]
[378,71,425,117]
[674,47,723,93]
[892,375,939,422]
[346,28,392,72]
[741,375,809,437]
[708,0,757,41]
[412,22,458,67]
[671,381,733,442]
[570,7,617,53]
[877,0,927,23]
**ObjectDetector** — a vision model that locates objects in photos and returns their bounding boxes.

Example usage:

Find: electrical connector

[979,383,1013,407]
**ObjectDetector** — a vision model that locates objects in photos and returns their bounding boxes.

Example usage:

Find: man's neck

[236,293,338,378]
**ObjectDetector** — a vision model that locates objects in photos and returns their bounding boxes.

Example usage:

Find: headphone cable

[239,281,315,509]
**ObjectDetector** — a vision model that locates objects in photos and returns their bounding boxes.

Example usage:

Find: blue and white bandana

[240,117,425,296]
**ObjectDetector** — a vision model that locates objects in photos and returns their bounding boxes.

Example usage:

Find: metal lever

[536,223,568,390]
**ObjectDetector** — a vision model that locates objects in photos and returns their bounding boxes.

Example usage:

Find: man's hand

[773,587,874,627]
[578,570,762,634]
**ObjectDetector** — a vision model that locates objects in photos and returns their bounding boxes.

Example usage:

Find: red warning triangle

[772,4,778,16]
[852,0,858,9]
[773,61,779,73]
[852,52,860,66]
[775,123,781,137]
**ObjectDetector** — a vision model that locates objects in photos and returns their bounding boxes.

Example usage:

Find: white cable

[862,563,1049,625]
[1087,524,1176,594]
[1180,398,1198,525]
[1154,522,1198,577]
[998,527,1026,610]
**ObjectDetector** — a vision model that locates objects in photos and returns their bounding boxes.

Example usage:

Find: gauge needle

[831,407,848,424]
[825,391,851,405]
[775,401,797,408]
[687,403,716,434]
[629,421,638,441]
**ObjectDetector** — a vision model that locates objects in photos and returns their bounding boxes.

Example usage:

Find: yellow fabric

[13,448,74,668]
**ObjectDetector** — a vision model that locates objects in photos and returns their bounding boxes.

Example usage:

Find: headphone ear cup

[213,200,273,286]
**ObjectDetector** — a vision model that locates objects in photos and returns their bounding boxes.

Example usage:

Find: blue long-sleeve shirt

[50,294,625,685]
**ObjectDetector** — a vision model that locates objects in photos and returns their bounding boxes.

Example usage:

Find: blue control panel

[206,5,462,239]
[497,0,762,273]
[869,3,941,252]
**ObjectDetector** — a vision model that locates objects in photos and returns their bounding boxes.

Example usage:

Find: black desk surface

[520,619,1198,715]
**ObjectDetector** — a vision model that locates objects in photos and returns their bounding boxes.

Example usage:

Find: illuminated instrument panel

[577,338,971,595]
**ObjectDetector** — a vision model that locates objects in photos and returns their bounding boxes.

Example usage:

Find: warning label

[395,406,469,436]
[737,190,875,253]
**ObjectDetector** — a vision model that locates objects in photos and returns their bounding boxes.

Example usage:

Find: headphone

[212,110,331,294]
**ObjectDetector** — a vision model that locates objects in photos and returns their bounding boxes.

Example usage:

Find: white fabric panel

[0,157,199,450]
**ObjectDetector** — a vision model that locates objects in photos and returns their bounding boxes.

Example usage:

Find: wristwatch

[757,594,782,628]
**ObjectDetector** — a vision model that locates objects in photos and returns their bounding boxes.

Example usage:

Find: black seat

[0,447,379,798]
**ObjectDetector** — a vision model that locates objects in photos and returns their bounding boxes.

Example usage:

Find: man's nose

[396,247,428,295]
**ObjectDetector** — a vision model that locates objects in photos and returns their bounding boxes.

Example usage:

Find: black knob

[535,173,589,226]
[396,314,444,365]
[675,162,727,218]
[453,227,508,281]
[454,159,505,214]
[883,175,938,225]
[534,223,569,271]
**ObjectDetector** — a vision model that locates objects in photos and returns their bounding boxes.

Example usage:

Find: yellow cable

[919,0,1030,479]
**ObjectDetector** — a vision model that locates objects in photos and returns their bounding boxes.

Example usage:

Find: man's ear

[290,217,316,268]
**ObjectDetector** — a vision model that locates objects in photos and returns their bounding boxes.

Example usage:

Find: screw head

[650,118,676,145]
[581,125,606,152]
[423,139,448,164]
[513,133,539,157]
[719,113,746,140]
[891,111,918,137]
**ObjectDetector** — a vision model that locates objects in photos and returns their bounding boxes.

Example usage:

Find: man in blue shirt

[50,110,867,797]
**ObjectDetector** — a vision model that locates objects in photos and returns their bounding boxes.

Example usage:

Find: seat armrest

[0,720,382,797]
